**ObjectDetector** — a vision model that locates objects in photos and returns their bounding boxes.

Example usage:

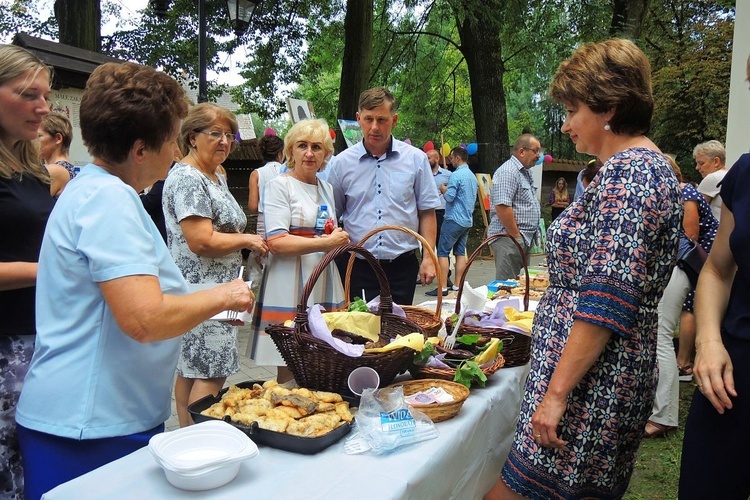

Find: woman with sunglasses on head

[162,103,268,428]
[37,112,76,196]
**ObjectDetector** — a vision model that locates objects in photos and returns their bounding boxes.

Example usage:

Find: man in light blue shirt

[427,147,478,296]
[327,87,441,305]
[428,148,452,286]
[488,134,542,280]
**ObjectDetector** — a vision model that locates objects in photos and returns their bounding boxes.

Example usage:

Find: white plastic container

[149,420,259,491]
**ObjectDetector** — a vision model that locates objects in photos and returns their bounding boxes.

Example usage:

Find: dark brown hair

[258,134,284,162]
[358,87,397,113]
[550,38,653,136]
[80,62,189,164]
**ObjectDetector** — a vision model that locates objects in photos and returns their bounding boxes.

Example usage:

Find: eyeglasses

[524,147,544,155]
[198,130,236,143]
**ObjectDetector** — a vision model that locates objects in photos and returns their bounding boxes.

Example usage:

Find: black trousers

[336,250,419,306]
[435,209,445,248]
[679,332,750,499]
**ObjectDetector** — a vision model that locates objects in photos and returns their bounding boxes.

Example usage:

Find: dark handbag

[676,238,708,289]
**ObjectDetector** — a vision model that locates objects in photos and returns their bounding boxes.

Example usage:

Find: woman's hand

[694,340,737,414]
[245,234,269,257]
[321,227,350,249]
[531,392,568,448]
[218,278,255,325]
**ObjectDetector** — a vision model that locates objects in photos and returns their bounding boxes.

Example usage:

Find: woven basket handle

[294,244,393,328]
[344,225,442,315]
[454,234,530,313]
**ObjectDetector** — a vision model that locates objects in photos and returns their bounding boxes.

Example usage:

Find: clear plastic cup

[347,367,380,396]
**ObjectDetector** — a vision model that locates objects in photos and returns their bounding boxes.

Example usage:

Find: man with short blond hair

[327,87,441,305]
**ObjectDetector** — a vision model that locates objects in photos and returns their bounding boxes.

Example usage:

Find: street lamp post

[150,0,261,103]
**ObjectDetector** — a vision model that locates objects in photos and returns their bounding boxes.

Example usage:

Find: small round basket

[387,379,470,422]
[345,225,443,337]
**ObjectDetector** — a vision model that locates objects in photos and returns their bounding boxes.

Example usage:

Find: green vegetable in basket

[412,341,435,366]
[348,296,369,312]
[454,360,488,388]
[456,334,481,346]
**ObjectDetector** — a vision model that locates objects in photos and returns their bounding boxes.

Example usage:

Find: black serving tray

[188,381,354,455]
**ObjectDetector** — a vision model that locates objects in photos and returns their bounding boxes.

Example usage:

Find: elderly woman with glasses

[162,103,268,428]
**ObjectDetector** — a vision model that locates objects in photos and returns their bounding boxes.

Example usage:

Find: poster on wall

[476,173,492,211]
[337,119,363,148]
[48,87,91,167]
[286,98,315,123]
[235,114,256,140]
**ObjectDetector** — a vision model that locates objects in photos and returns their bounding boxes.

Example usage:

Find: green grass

[624,381,696,499]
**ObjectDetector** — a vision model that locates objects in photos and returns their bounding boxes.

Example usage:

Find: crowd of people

[1,36,749,499]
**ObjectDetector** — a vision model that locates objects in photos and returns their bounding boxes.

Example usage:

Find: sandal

[644,420,677,439]
[678,364,693,382]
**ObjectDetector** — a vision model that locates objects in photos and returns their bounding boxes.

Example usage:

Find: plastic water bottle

[315,205,329,236]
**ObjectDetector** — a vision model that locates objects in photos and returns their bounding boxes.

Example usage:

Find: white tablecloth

[43,365,529,500]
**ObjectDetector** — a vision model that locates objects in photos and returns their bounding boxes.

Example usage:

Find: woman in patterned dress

[163,103,268,427]
[249,119,349,382]
[488,39,682,499]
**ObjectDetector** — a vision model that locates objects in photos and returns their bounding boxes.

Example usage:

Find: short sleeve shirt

[488,155,541,246]
[327,137,441,260]
[163,162,247,284]
[16,164,187,439]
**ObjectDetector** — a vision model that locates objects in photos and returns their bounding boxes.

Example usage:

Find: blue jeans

[437,219,470,258]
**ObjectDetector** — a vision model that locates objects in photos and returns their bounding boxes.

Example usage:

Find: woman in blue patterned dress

[673,177,720,383]
[488,39,682,500]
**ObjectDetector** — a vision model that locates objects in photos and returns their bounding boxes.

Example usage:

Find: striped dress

[502,148,682,499]
[249,175,345,366]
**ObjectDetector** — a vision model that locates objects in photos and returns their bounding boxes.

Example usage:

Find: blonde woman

[0,43,55,500]
[250,119,349,382]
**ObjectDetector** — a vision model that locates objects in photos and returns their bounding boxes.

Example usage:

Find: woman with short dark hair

[488,39,682,499]
[16,62,255,499]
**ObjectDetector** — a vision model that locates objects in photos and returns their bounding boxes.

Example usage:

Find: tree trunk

[610,0,650,38]
[335,0,373,153]
[55,0,101,52]
[455,10,509,174]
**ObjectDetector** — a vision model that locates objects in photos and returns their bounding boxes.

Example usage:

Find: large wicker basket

[265,244,426,394]
[444,234,532,367]
[345,225,443,337]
